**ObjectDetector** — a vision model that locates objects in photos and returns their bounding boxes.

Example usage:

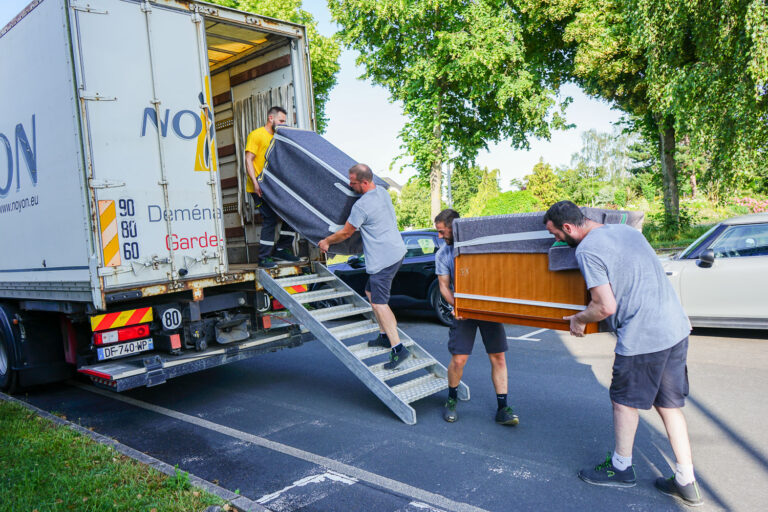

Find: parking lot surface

[18,314,768,511]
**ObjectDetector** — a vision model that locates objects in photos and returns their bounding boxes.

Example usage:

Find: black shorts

[364,258,403,304]
[609,337,690,410]
[448,318,507,355]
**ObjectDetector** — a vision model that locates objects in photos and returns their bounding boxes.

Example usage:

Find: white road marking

[507,328,548,342]
[257,470,357,504]
[74,382,489,512]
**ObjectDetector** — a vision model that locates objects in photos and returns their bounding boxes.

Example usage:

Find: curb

[0,393,270,512]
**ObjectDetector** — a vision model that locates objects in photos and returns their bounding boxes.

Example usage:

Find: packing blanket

[261,126,389,256]
[453,207,644,271]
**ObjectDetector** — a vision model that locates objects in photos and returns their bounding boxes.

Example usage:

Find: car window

[403,236,437,258]
[709,223,768,258]
[679,224,719,259]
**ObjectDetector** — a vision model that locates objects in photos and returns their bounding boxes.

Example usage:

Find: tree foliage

[394,178,433,230]
[328,0,570,220]
[208,0,340,132]
[481,190,541,216]
[465,168,501,217]
[448,166,484,216]
[524,159,561,206]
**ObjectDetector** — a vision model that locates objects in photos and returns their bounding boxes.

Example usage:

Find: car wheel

[429,281,454,326]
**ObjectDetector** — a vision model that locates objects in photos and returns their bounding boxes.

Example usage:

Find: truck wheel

[0,318,18,393]
[428,281,454,327]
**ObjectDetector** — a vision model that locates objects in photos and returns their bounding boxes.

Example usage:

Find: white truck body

[0,0,315,310]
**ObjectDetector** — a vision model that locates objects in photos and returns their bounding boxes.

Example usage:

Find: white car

[662,212,768,329]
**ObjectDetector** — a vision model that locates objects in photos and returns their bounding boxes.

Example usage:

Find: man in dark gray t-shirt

[319,164,409,370]
[544,200,702,507]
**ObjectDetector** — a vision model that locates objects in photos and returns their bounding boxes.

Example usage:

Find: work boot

[383,346,410,370]
[495,406,519,426]
[578,453,636,487]
[273,249,300,263]
[367,333,390,348]
[443,398,458,423]
[259,257,277,269]
[655,476,704,507]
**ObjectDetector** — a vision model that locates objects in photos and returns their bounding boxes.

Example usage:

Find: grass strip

[0,399,225,512]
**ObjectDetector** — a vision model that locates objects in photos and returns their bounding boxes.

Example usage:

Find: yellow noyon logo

[194,80,217,173]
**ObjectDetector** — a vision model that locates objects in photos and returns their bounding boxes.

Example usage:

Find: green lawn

[0,399,225,512]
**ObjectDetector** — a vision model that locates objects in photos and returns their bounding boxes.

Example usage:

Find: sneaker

[443,398,458,423]
[655,476,703,507]
[273,249,300,262]
[578,453,636,487]
[258,257,277,269]
[495,406,519,426]
[367,333,390,348]
[383,346,410,370]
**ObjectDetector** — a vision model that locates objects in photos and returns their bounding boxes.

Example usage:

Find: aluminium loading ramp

[259,262,470,425]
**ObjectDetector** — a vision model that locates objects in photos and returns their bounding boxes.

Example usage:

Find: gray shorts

[610,337,689,409]
[448,318,507,355]
[364,258,403,304]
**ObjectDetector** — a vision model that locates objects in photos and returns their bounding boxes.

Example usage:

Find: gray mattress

[453,208,644,270]
[261,126,388,255]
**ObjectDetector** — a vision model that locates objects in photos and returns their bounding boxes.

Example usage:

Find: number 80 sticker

[161,308,182,330]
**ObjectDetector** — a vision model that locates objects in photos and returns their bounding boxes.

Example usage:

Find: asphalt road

[16,313,768,512]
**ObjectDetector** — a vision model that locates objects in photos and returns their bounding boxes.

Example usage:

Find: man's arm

[318,222,357,253]
[563,283,617,337]
[437,274,454,306]
[244,151,261,196]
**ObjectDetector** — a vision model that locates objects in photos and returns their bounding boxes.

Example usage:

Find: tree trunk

[430,102,442,222]
[659,119,679,229]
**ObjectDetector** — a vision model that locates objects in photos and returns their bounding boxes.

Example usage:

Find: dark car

[327,230,454,325]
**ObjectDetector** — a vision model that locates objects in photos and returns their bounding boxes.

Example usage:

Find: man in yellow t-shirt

[244,106,298,268]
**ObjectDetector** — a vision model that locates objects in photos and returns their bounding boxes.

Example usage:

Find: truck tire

[428,281,454,327]
[0,306,19,393]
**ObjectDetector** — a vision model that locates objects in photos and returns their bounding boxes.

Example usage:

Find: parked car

[328,230,454,325]
[662,213,768,329]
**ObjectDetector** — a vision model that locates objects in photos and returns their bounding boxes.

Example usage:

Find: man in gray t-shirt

[543,200,702,506]
[319,164,409,370]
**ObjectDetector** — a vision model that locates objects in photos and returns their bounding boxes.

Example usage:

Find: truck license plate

[97,338,153,361]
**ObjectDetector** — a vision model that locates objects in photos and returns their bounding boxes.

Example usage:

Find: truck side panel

[0,0,94,301]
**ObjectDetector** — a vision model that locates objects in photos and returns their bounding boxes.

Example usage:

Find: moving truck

[0,0,320,392]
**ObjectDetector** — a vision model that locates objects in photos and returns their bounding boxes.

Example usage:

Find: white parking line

[73,382,488,512]
[257,470,357,506]
[507,328,549,342]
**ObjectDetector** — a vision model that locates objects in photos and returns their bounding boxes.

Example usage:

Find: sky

[1,0,622,190]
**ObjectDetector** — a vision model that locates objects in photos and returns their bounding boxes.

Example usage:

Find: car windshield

[678,224,719,259]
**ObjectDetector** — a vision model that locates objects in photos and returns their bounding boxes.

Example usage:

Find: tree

[481,190,540,216]
[449,166,484,216]
[524,159,561,206]
[208,0,340,132]
[328,0,570,220]
[394,178,433,230]
[465,168,501,217]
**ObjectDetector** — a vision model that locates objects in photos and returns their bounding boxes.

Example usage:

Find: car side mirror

[347,255,364,268]
[697,249,715,268]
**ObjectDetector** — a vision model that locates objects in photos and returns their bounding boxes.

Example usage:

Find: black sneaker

[383,346,410,370]
[443,398,458,423]
[367,333,390,348]
[495,406,519,426]
[655,476,703,507]
[273,249,300,262]
[578,453,636,487]
[259,257,277,269]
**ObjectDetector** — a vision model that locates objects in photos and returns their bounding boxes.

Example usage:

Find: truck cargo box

[452,208,644,332]
[0,0,315,310]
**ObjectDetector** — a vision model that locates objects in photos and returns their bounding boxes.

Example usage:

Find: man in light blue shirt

[434,209,519,426]
[544,200,701,506]
[319,164,408,369]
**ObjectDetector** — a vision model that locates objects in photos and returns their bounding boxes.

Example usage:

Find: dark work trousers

[251,193,295,259]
